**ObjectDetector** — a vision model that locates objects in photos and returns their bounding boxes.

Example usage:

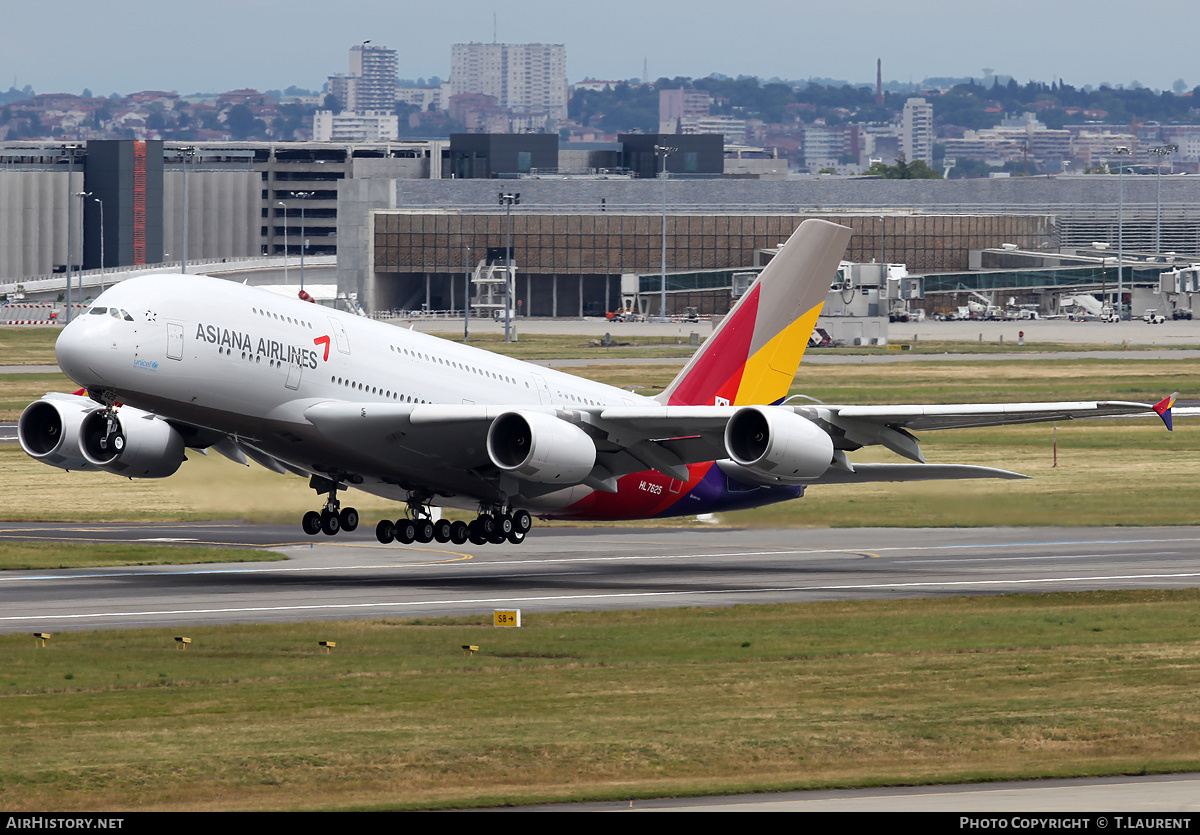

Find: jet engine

[724,406,833,483]
[78,408,187,479]
[487,410,597,485]
[18,395,101,472]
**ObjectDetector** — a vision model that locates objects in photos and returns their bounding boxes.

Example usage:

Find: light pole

[74,191,92,303]
[464,245,471,342]
[179,146,195,274]
[1112,146,1131,320]
[654,144,676,319]
[63,144,82,323]
[291,191,312,291]
[499,192,519,343]
[1150,144,1177,254]
[93,197,106,291]
[276,201,289,286]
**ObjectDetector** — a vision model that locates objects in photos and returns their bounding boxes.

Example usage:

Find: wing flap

[807,463,1029,484]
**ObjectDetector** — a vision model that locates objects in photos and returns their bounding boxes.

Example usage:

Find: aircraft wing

[301,401,736,491]
[816,400,1160,432]
[299,396,1171,499]
[801,397,1172,464]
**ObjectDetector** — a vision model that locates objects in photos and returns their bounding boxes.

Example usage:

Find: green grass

[0,327,59,365]
[0,542,282,570]
[4,590,1200,810]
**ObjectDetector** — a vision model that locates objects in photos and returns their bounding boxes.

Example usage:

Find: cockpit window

[89,307,108,316]
[121,309,134,321]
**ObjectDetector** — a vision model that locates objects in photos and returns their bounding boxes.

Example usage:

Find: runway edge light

[494,609,521,628]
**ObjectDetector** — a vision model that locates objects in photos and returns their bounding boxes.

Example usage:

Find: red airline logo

[313,335,331,362]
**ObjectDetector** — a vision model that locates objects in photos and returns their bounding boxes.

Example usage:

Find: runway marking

[2,536,1197,584]
[898,551,1190,564]
[6,571,1200,624]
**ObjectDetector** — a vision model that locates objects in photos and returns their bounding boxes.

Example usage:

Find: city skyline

[4,0,1198,98]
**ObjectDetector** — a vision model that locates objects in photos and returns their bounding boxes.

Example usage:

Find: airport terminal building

[6,137,1200,320]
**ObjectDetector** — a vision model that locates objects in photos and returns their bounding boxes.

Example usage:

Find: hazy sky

[5,0,1196,96]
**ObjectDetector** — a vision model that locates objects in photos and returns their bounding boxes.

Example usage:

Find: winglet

[1153,392,1178,431]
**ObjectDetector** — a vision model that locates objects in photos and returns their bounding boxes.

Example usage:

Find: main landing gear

[300,475,358,537]
[373,503,533,547]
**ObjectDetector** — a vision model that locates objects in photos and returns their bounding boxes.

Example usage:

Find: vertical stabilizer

[656,219,852,407]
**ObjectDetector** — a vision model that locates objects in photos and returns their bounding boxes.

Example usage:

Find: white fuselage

[57,274,651,510]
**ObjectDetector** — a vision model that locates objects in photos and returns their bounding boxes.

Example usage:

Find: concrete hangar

[341,171,1200,320]
[6,135,1200,319]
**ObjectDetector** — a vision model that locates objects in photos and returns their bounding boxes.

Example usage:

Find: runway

[2,522,1199,633]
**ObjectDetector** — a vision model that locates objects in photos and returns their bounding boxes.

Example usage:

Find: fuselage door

[327,317,351,355]
[285,362,302,390]
[531,372,551,405]
[166,322,184,360]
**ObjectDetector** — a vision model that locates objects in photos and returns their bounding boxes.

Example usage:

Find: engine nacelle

[18,395,101,471]
[487,410,597,485]
[79,408,187,479]
[724,406,833,482]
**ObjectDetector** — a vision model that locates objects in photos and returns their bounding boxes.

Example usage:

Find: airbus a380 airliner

[19,220,1175,547]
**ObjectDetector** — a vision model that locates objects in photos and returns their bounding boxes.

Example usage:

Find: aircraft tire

[494,513,514,536]
[450,520,469,544]
[512,509,532,533]
[375,520,395,544]
[487,527,507,545]
[340,507,359,532]
[302,511,323,536]
[506,529,526,545]
[433,519,452,543]
[478,515,497,537]
[321,511,340,536]
[395,519,416,544]
[414,520,435,543]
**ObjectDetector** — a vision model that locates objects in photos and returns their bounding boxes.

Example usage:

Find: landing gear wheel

[339,507,359,532]
[320,510,340,536]
[506,529,526,545]
[467,519,487,545]
[302,511,322,536]
[414,519,435,543]
[433,519,452,543]
[449,520,469,545]
[488,525,508,545]
[494,513,514,536]
[375,519,395,544]
[512,509,532,534]
[395,519,416,544]
[478,515,497,538]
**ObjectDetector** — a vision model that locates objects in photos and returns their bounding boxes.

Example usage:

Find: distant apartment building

[900,97,934,165]
[658,88,712,133]
[327,44,398,112]
[397,84,450,112]
[450,43,568,123]
[313,111,399,142]
[802,124,862,172]
[943,114,1070,167]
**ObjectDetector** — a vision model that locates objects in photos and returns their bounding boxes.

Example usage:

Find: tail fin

[656,219,852,407]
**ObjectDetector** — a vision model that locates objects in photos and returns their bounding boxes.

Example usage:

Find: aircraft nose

[55,316,96,387]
